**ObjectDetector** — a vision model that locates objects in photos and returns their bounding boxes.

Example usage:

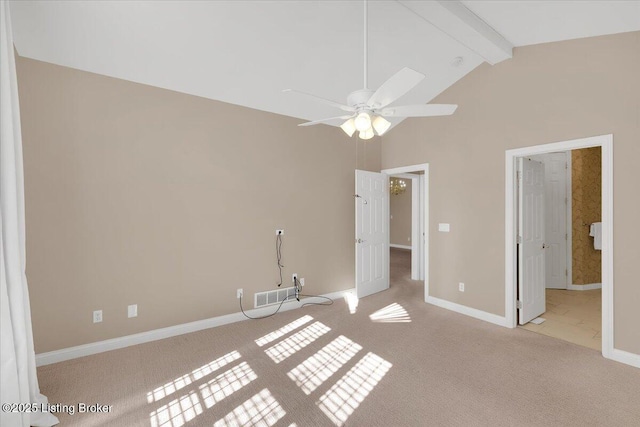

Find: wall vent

[254,286,296,308]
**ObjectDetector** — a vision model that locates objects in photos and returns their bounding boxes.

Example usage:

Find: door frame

[505,134,613,358]
[381,163,429,300]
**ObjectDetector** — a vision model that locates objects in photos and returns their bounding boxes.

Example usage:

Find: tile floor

[520,289,602,351]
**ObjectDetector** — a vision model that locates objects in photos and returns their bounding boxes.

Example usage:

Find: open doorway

[517,149,602,351]
[505,134,613,358]
[389,174,417,287]
[382,164,429,300]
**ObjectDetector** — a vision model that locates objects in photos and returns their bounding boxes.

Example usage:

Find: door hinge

[516,171,521,181]
[565,162,568,170]
[565,233,568,240]
[517,235,522,244]
[565,269,568,277]
[565,197,568,205]
[516,300,522,309]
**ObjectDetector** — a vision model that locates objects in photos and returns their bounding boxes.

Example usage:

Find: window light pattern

[199,362,257,409]
[264,322,331,364]
[287,335,363,395]
[369,303,411,323]
[147,350,241,403]
[213,388,286,427]
[317,352,392,426]
[255,315,314,347]
[344,293,359,314]
[150,391,203,427]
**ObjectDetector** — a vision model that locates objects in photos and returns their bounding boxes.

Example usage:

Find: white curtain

[1,1,58,426]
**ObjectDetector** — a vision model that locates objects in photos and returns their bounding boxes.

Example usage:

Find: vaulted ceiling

[10,1,640,128]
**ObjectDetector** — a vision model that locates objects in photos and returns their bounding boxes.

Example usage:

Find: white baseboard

[425,296,508,327]
[608,348,640,369]
[567,283,602,290]
[390,244,412,250]
[35,288,355,367]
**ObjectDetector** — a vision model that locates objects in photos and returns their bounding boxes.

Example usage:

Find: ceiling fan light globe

[359,128,374,140]
[340,118,357,137]
[354,112,372,132]
[372,115,391,136]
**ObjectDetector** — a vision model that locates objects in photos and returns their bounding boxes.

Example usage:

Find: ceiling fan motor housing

[347,89,376,110]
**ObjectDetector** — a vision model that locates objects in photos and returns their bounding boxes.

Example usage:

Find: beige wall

[381,32,640,354]
[17,57,380,353]
[572,147,602,285]
[390,179,412,246]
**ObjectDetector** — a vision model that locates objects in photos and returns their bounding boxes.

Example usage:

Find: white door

[542,152,569,289]
[356,170,389,298]
[518,158,546,325]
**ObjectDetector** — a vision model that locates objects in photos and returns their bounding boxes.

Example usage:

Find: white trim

[382,163,429,301]
[418,175,426,280]
[609,349,640,369]
[410,176,420,279]
[567,283,602,291]
[35,288,354,367]
[505,134,620,361]
[426,296,507,327]
[391,173,419,180]
[390,244,412,250]
[601,136,614,359]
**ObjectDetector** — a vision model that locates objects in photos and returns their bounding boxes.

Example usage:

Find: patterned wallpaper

[572,147,601,285]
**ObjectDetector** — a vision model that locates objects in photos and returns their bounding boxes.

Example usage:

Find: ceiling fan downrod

[363,0,368,90]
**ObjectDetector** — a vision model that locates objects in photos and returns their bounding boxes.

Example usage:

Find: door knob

[356,238,366,243]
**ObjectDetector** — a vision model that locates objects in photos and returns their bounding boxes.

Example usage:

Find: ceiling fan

[284,0,458,140]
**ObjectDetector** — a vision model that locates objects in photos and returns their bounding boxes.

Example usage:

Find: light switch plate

[438,223,450,232]
[127,304,138,318]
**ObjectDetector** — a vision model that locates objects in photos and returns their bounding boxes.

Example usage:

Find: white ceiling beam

[397,0,513,65]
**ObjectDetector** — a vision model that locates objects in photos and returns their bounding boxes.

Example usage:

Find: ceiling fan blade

[379,104,458,117]
[366,68,425,109]
[298,115,354,127]
[283,89,355,112]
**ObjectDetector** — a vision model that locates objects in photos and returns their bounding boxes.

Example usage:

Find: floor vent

[254,286,296,308]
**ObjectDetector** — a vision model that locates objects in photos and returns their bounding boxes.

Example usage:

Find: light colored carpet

[38,248,640,426]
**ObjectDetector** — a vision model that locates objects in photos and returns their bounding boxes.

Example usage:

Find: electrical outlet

[292,273,298,285]
[128,304,138,318]
[458,282,465,292]
[93,310,103,323]
[276,229,284,235]
[237,288,243,299]
[299,278,305,287]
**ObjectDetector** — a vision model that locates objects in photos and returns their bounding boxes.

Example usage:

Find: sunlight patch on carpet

[149,357,257,426]
[287,335,363,395]
[317,352,392,426]
[264,321,331,364]
[255,315,314,347]
[369,303,411,323]
[214,388,285,427]
[150,390,203,427]
[344,293,359,314]
[147,350,241,403]
[199,362,258,409]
